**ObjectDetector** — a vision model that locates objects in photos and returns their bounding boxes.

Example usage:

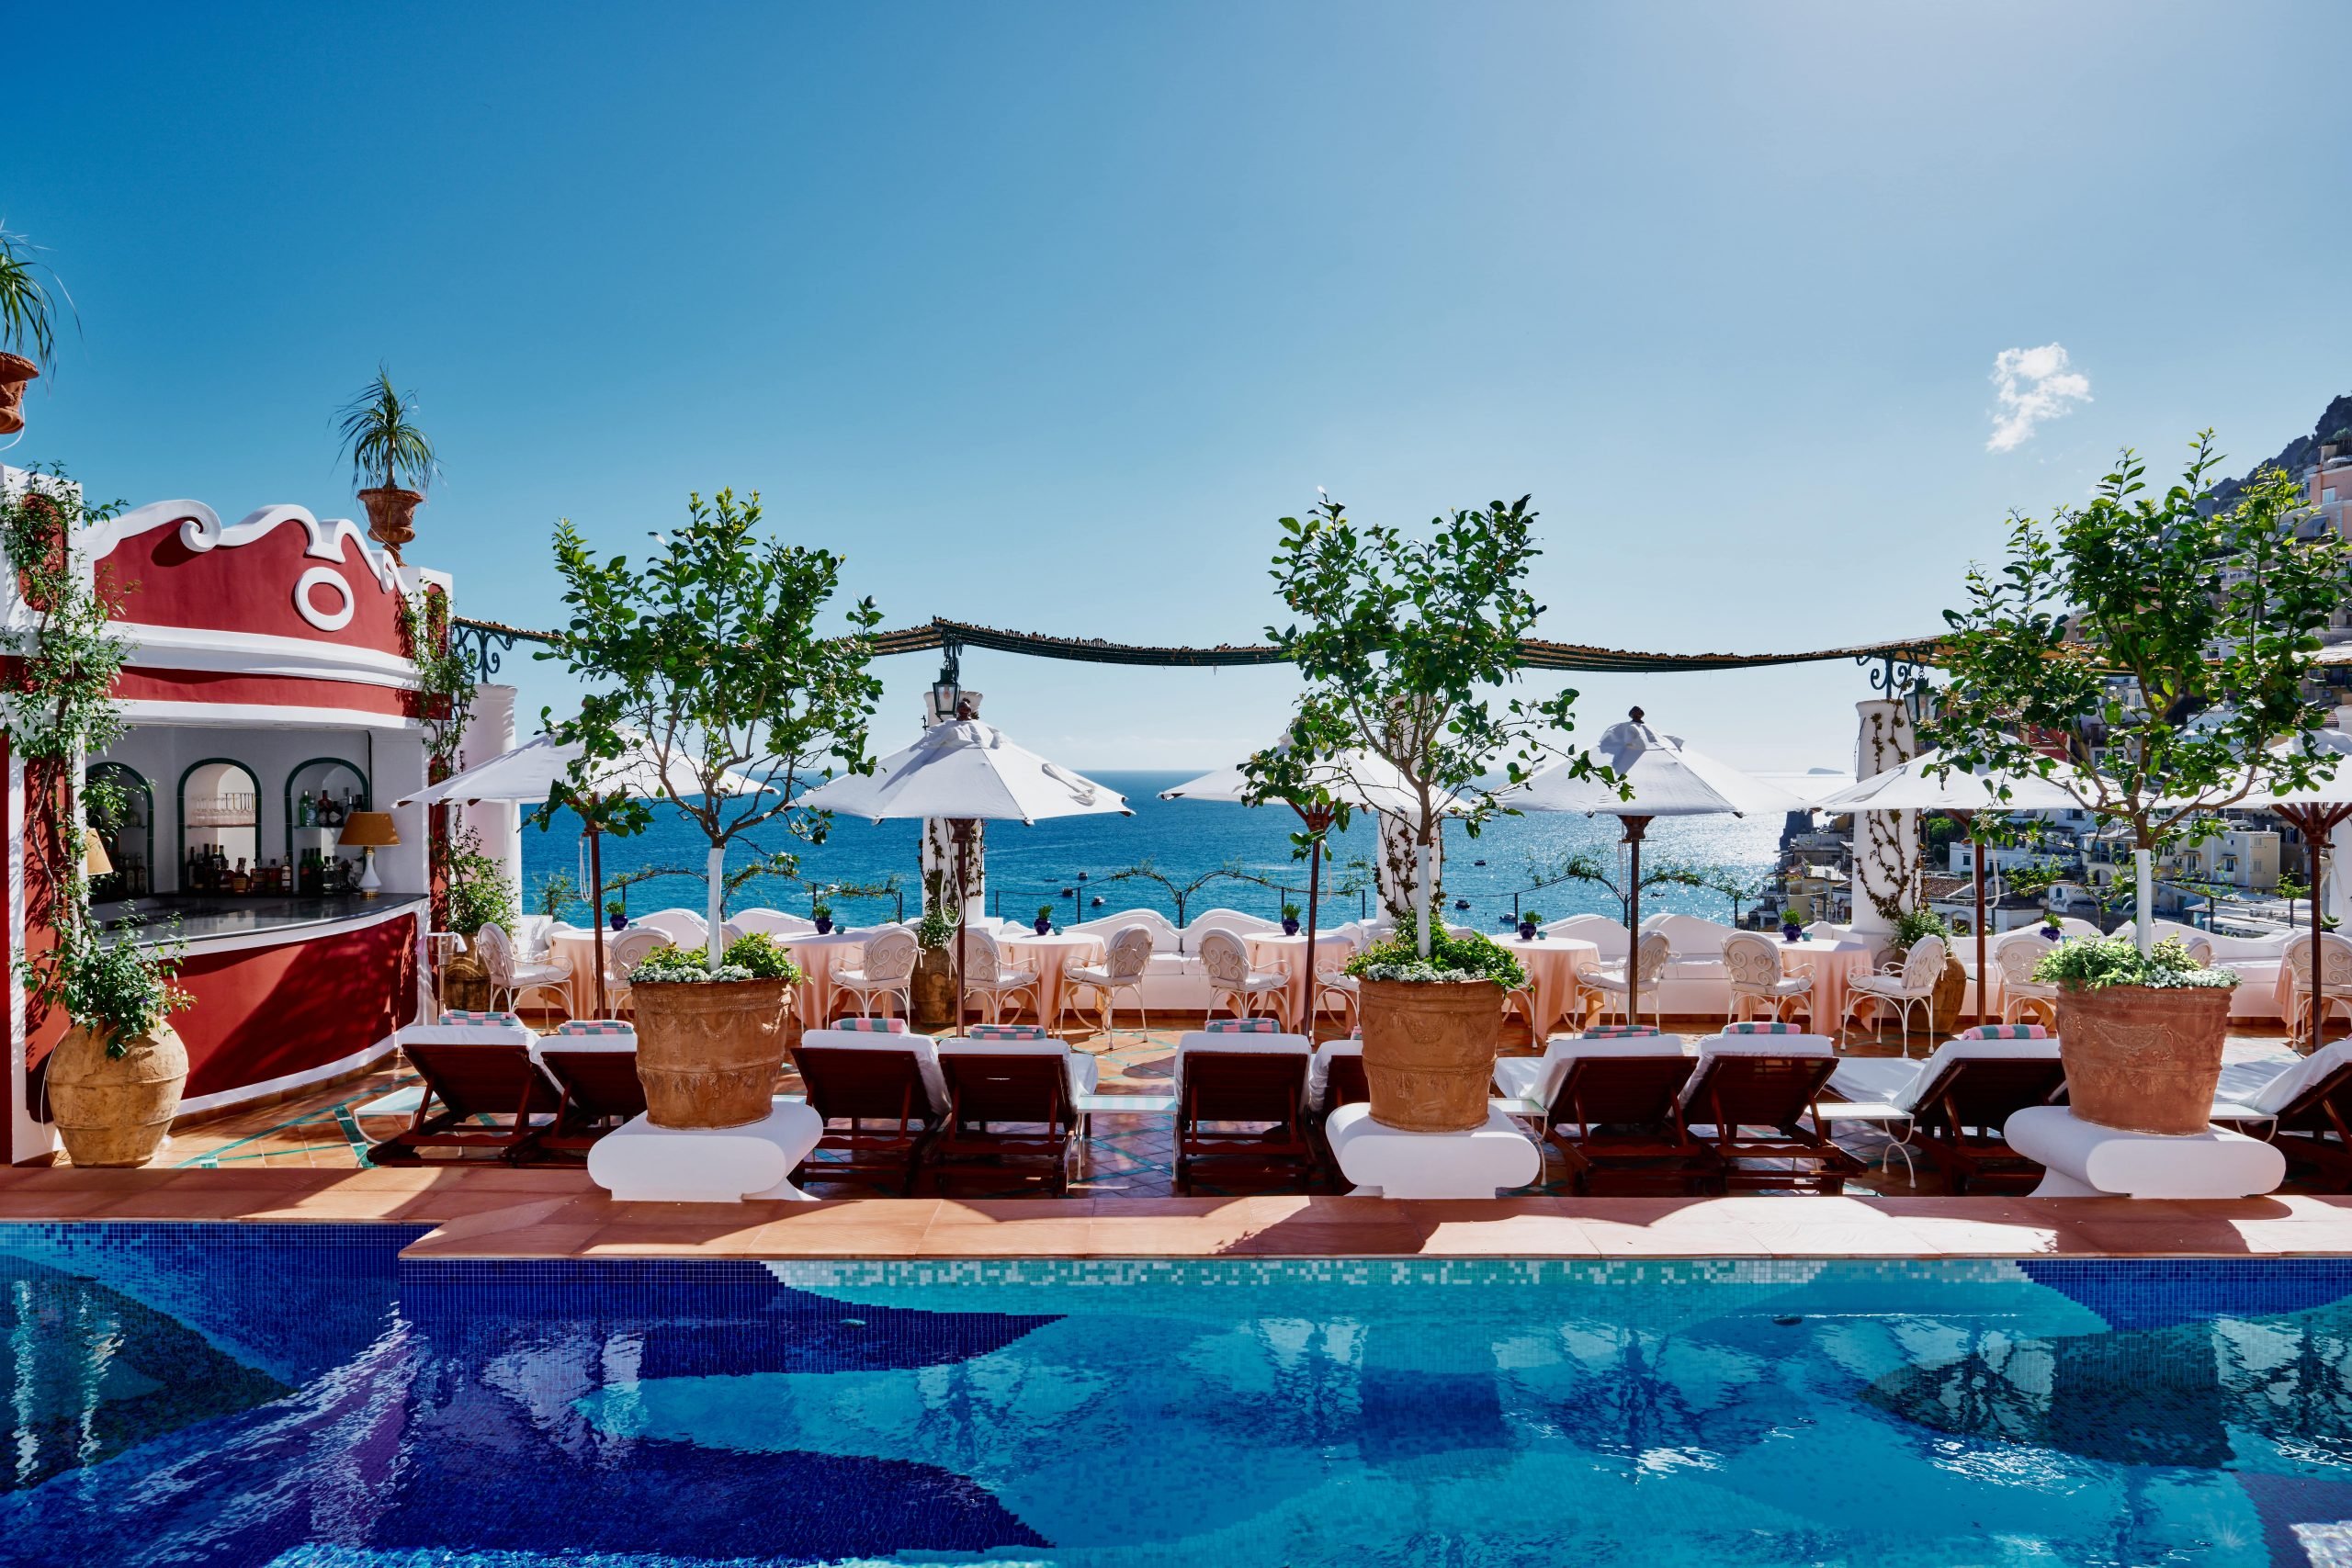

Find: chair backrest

[1102,925,1155,982]
[1180,1049,1308,1126]
[1546,914,1629,960]
[2180,934,2215,968]
[516,915,554,959]
[2285,932,2352,987]
[1633,931,1672,985]
[732,908,818,938]
[1553,1053,1699,1127]
[856,928,921,983]
[962,925,1009,976]
[794,1042,937,1121]
[1995,932,2051,985]
[1182,908,1281,950]
[634,909,707,944]
[1068,908,1182,952]
[2054,917,2105,942]
[1644,912,1736,953]
[1680,1035,1837,1127]
[1900,935,1949,989]
[1197,928,1251,986]
[937,1049,1071,1129]
[474,923,517,987]
[537,1047,648,1122]
[608,929,670,980]
[403,1039,560,1117]
[1721,931,1784,989]
[718,920,745,950]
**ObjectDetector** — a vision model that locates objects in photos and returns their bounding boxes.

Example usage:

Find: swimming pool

[2,1224,2350,1566]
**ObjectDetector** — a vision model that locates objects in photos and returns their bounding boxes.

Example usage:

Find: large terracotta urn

[629,978,794,1128]
[0,353,37,436]
[358,486,424,559]
[2053,984,2233,1135]
[1359,978,1504,1133]
[1930,952,1969,1035]
[910,946,956,1031]
[47,1021,188,1168]
[441,935,492,1013]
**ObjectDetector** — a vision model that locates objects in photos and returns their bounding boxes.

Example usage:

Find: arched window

[178,759,261,889]
[285,757,370,869]
[85,761,153,902]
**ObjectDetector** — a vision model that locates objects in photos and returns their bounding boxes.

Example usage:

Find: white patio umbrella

[1161,746,1468,1017]
[795,717,1132,1024]
[1495,707,1809,1026]
[2228,716,2352,1046]
[395,733,773,1016]
[1813,747,2095,1021]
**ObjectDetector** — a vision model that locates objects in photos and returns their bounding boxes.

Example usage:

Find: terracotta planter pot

[47,1021,188,1168]
[629,977,794,1129]
[357,486,424,558]
[0,353,36,436]
[441,932,492,1013]
[911,947,956,1030]
[1930,953,1968,1035]
[2054,983,2233,1135]
[1359,977,1504,1133]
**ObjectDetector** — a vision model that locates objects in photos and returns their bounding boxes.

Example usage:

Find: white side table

[2006,1104,2286,1199]
[588,1099,823,1202]
[1327,1102,1542,1199]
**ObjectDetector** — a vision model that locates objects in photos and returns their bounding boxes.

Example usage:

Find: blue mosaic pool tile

[2020,1257,2352,1329]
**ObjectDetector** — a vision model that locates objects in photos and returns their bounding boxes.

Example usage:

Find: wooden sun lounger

[368,1035,562,1166]
[1906,1055,2068,1195]
[1681,1051,1863,1194]
[1542,1053,1716,1196]
[2213,1056,2352,1189]
[1175,1049,1315,1194]
[536,1044,650,1159]
[793,1041,943,1195]
[933,1051,1080,1196]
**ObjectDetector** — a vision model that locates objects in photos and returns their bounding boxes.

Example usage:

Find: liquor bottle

[298,792,313,829]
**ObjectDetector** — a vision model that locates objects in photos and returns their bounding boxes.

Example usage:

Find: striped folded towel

[1205,1018,1278,1033]
[1349,1027,1363,1040]
[968,1023,1048,1041]
[833,1016,910,1033]
[1724,1021,1802,1035]
[1582,1024,1662,1038]
[553,1020,634,1036]
[439,1010,524,1028]
[1957,1023,2050,1040]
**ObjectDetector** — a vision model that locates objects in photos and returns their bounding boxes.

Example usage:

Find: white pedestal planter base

[2006,1104,2286,1199]
[1327,1103,1542,1199]
[587,1100,823,1202]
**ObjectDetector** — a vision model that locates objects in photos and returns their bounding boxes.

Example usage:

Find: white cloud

[1986,343,2092,453]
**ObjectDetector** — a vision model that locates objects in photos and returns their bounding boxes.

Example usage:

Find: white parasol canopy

[1500,710,1810,819]
[2228,716,2352,1045]
[797,719,1131,827]
[1159,747,1468,819]
[392,732,771,809]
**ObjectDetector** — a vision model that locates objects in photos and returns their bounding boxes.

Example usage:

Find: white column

[918,688,985,918]
[2332,705,2352,930]
[1849,699,1918,939]
[458,683,520,893]
[1374,810,1441,928]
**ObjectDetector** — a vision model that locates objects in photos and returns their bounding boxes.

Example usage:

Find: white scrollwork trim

[76,499,403,593]
[293,566,356,632]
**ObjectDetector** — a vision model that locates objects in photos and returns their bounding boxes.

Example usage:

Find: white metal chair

[632,908,708,947]
[1315,968,1359,1032]
[960,926,1042,1025]
[1584,931,1671,1031]
[1199,928,1291,1030]
[834,927,919,1021]
[604,928,671,1018]
[477,922,574,1019]
[1841,934,1948,1049]
[1060,925,1154,1039]
[1723,931,1815,1027]
[2285,932,2352,1045]
[1994,932,2061,1028]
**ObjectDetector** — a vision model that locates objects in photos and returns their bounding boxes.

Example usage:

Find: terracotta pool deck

[6,1166,2352,1261]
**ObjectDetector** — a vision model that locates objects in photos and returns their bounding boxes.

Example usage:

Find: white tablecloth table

[776,930,870,1025]
[999,931,1107,1027]
[1246,932,1359,1026]
[547,925,607,1018]
[1495,935,1602,1036]
[1773,936,1875,1030]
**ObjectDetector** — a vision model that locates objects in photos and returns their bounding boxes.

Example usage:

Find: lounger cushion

[1582,1025,1664,1039]
[2225,1040,2352,1116]
[937,1039,1101,1100]
[1498,1035,1694,1108]
[832,1016,910,1033]
[403,1020,537,1047]
[1724,1021,1804,1034]
[1829,1039,2060,1112]
[553,1020,635,1036]
[801,1028,948,1111]
[968,1023,1049,1041]
[439,1010,526,1029]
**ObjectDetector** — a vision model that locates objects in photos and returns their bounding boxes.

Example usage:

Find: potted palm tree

[547,487,882,1129]
[1247,493,1600,1132]
[0,226,68,435]
[1928,436,2350,1132]
[337,367,438,561]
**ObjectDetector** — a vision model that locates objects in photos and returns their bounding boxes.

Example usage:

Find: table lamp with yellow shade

[83,830,112,879]
[336,812,399,897]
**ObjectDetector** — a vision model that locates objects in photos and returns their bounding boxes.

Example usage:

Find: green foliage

[1345,912,1527,988]
[1102,859,1245,928]
[445,825,516,939]
[809,895,834,919]
[605,898,625,919]
[539,488,884,973]
[1035,903,1056,922]
[1280,902,1301,920]
[1520,910,1544,926]
[1527,850,1711,924]
[0,225,73,374]
[1245,494,1607,955]
[720,931,804,982]
[2033,935,2238,990]
[397,587,474,773]
[914,871,956,952]
[532,871,578,919]
[1926,438,2351,870]
[57,913,190,1052]
[628,943,752,985]
[337,366,439,493]
[1892,908,1951,948]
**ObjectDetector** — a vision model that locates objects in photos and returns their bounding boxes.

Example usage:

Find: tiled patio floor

[92,1012,2329,1202]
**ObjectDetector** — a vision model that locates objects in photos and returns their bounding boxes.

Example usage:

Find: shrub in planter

[45,912,194,1167]
[1345,915,1527,1132]
[910,888,958,1029]
[627,938,805,1128]
[2039,937,2240,1134]
[337,367,439,561]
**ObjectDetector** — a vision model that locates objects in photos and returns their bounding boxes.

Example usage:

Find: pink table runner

[1247,932,1360,1027]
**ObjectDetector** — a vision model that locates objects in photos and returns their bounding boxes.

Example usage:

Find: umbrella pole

[1623,816,1652,1029]
[1295,803,1331,1036]
[1962,810,1986,1025]
[952,818,975,1031]
[589,823,606,1019]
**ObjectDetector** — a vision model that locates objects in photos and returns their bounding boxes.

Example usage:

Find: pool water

[4,1226,2352,1565]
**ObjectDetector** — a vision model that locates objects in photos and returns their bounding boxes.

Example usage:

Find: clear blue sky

[14,3,2347,773]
